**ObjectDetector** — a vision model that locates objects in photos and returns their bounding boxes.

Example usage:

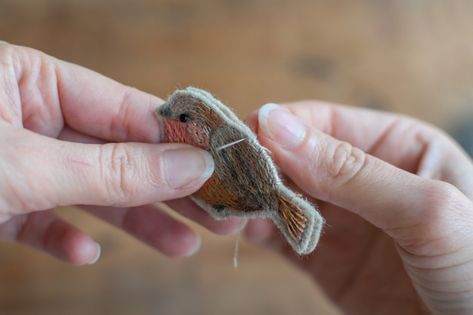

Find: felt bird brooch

[156,87,324,255]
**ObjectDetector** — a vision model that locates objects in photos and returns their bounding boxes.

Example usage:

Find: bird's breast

[162,118,210,150]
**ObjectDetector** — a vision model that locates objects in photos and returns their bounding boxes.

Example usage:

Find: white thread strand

[216,138,247,151]
[233,218,248,269]
[261,146,272,155]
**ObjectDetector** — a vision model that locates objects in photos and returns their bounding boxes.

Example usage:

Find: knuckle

[398,181,470,256]
[307,138,367,201]
[99,143,136,205]
[1,43,35,72]
[420,182,473,228]
[1,178,29,214]
[110,87,136,141]
[0,42,14,67]
[0,139,46,214]
[422,181,466,228]
[422,181,462,215]
[324,140,367,186]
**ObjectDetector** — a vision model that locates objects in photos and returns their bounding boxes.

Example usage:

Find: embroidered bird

[156,87,323,255]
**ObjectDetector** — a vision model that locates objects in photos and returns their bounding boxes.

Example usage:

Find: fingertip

[160,145,215,191]
[258,103,307,150]
[258,103,282,136]
[184,233,202,257]
[211,217,243,235]
[158,228,201,258]
[244,218,274,243]
[62,232,101,266]
[11,212,101,266]
[244,110,259,132]
[88,242,101,264]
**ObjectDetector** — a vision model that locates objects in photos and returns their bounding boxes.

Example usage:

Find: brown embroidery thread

[156,87,324,255]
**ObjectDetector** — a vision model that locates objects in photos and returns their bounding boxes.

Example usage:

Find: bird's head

[156,90,223,149]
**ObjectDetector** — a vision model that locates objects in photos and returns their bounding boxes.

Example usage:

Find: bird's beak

[157,104,172,117]
[155,104,169,143]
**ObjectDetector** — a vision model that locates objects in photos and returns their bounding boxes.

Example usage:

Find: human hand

[0,42,239,265]
[245,102,473,315]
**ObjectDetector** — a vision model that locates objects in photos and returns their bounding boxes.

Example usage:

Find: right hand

[245,102,473,315]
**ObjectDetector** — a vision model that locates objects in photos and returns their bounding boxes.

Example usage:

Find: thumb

[2,127,214,214]
[256,103,460,232]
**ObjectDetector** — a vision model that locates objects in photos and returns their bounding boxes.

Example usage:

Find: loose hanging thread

[233,218,248,269]
[215,138,251,267]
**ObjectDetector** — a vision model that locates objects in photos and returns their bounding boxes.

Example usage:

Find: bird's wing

[210,124,277,210]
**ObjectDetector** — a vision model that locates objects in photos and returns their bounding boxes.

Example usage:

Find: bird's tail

[274,187,323,255]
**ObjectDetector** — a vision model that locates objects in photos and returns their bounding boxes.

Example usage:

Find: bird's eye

[179,113,190,122]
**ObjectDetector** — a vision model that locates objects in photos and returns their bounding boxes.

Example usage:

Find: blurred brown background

[1,1,473,314]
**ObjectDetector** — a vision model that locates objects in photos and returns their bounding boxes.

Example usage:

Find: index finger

[56,59,163,143]
[248,101,446,173]
[12,44,163,143]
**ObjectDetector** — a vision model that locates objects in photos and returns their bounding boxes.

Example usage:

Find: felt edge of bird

[158,87,324,255]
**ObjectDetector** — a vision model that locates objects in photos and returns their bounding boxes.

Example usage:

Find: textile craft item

[156,87,324,255]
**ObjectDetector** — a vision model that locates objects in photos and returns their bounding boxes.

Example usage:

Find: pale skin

[2,43,473,315]
[245,102,473,315]
[0,42,240,265]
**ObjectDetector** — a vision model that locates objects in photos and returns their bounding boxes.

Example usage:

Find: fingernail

[88,242,101,265]
[163,147,214,189]
[258,103,306,149]
[185,234,202,257]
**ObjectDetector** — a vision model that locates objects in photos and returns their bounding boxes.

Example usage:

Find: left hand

[0,42,240,265]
